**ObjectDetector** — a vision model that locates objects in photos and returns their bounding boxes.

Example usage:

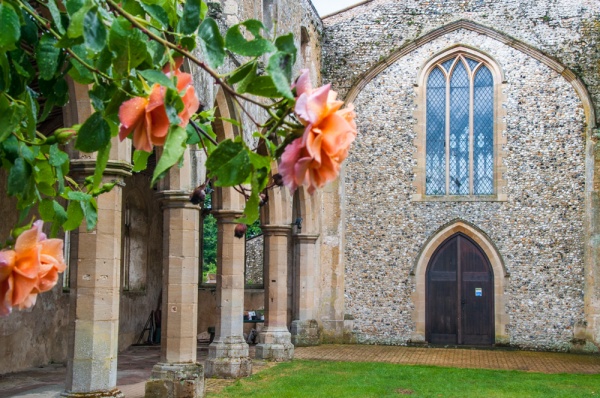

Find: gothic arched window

[425,54,495,196]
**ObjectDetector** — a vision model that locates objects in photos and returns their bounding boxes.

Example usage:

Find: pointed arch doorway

[426,233,494,345]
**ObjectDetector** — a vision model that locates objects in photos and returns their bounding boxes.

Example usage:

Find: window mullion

[469,70,474,195]
[445,64,451,195]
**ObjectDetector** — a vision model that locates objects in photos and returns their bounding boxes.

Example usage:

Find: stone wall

[245,234,264,285]
[0,173,71,374]
[118,173,163,351]
[323,0,599,350]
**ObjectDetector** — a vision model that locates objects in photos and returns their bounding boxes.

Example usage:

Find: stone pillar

[256,225,294,361]
[63,162,131,398]
[291,234,320,347]
[204,210,252,378]
[146,191,204,397]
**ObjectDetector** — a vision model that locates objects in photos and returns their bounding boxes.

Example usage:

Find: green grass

[209,360,600,398]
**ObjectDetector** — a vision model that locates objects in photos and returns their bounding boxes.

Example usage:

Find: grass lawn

[209,360,600,397]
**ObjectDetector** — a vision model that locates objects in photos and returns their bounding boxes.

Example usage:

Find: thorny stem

[190,120,218,146]
[106,0,270,110]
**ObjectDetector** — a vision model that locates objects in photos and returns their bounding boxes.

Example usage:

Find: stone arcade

[1,0,600,397]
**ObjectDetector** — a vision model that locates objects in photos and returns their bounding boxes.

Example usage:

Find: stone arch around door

[411,220,508,344]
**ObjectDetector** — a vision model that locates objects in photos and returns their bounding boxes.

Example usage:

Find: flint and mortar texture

[323,0,599,350]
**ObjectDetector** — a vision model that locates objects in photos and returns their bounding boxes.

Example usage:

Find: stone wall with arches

[323,0,599,350]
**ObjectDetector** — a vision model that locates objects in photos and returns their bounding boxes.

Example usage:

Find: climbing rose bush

[119,59,200,152]
[279,70,357,194]
[0,221,66,316]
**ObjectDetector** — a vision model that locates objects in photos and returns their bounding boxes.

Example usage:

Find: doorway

[426,233,494,345]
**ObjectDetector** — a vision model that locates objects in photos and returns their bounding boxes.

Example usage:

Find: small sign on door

[475,288,482,297]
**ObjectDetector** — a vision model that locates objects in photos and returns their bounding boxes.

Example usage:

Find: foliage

[0,0,314,244]
[211,360,600,398]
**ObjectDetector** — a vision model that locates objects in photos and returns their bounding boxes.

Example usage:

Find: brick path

[294,345,600,374]
[1,344,598,397]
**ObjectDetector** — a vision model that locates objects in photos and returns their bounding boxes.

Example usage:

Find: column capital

[212,209,244,222]
[294,233,320,243]
[261,225,292,236]
[155,190,199,210]
[70,159,132,179]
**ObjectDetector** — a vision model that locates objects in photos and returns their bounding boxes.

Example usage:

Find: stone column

[256,225,294,361]
[204,210,252,378]
[146,191,203,397]
[291,234,320,346]
[63,162,131,398]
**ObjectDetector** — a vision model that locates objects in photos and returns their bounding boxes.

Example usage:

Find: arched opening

[426,233,494,345]
[412,220,508,344]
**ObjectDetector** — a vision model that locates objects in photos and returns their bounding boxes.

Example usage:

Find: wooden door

[426,233,494,345]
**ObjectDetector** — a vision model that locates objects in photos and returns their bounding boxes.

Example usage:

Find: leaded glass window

[425,55,494,196]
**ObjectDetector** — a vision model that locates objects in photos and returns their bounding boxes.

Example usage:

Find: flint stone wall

[323,1,597,350]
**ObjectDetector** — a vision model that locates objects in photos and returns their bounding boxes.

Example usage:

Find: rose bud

[272,173,284,187]
[259,193,268,207]
[234,223,247,239]
[190,185,206,205]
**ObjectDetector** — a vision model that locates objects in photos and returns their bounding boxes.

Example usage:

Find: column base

[204,338,252,378]
[255,328,294,361]
[61,389,123,398]
[291,320,321,347]
[145,363,204,398]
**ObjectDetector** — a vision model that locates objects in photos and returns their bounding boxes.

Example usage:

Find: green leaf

[244,76,282,98]
[185,123,201,145]
[164,87,183,124]
[228,62,256,86]
[67,191,92,202]
[22,88,37,140]
[8,158,32,196]
[20,7,39,46]
[47,0,66,35]
[139,2,169,28]
[75,111,111,153]
[92,141,111,189]
[83,198,97,230]
[83,8,107,53]
[0,3,21,51]
[151,126,188,186]
[67,2,94,38]
[52,200,68,225]
[0,52,10,91]
[139,69,176,90]
[198,17,225,69]
[267,51,294,99]
[206,139,252,186]
[0,95,24,143]
[178,0,203,35]
[225,20,276,57]
[36,34,61,80]
[108,17,150,75]
[235,62,258,94]
[132,149,151,172]
[39,199,56,221]
[63,200,84,230]
[274,33,297,60]
[49,144,69,167]
[66,0,85,16]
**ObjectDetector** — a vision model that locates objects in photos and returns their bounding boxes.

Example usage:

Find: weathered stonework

[323,0,599,350]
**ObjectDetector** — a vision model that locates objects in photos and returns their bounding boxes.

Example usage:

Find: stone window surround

[412,45,508,202]
[410,219,509,344]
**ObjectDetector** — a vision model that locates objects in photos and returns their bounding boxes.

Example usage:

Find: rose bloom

[118,58,200,152]
[279,70,357,194]
[0,221,66,316]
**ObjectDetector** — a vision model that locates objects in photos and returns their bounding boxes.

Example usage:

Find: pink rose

[279,70,357,194]
[118,58,200,152]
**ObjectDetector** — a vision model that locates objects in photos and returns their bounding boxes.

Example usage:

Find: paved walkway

[0,344,598,397]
